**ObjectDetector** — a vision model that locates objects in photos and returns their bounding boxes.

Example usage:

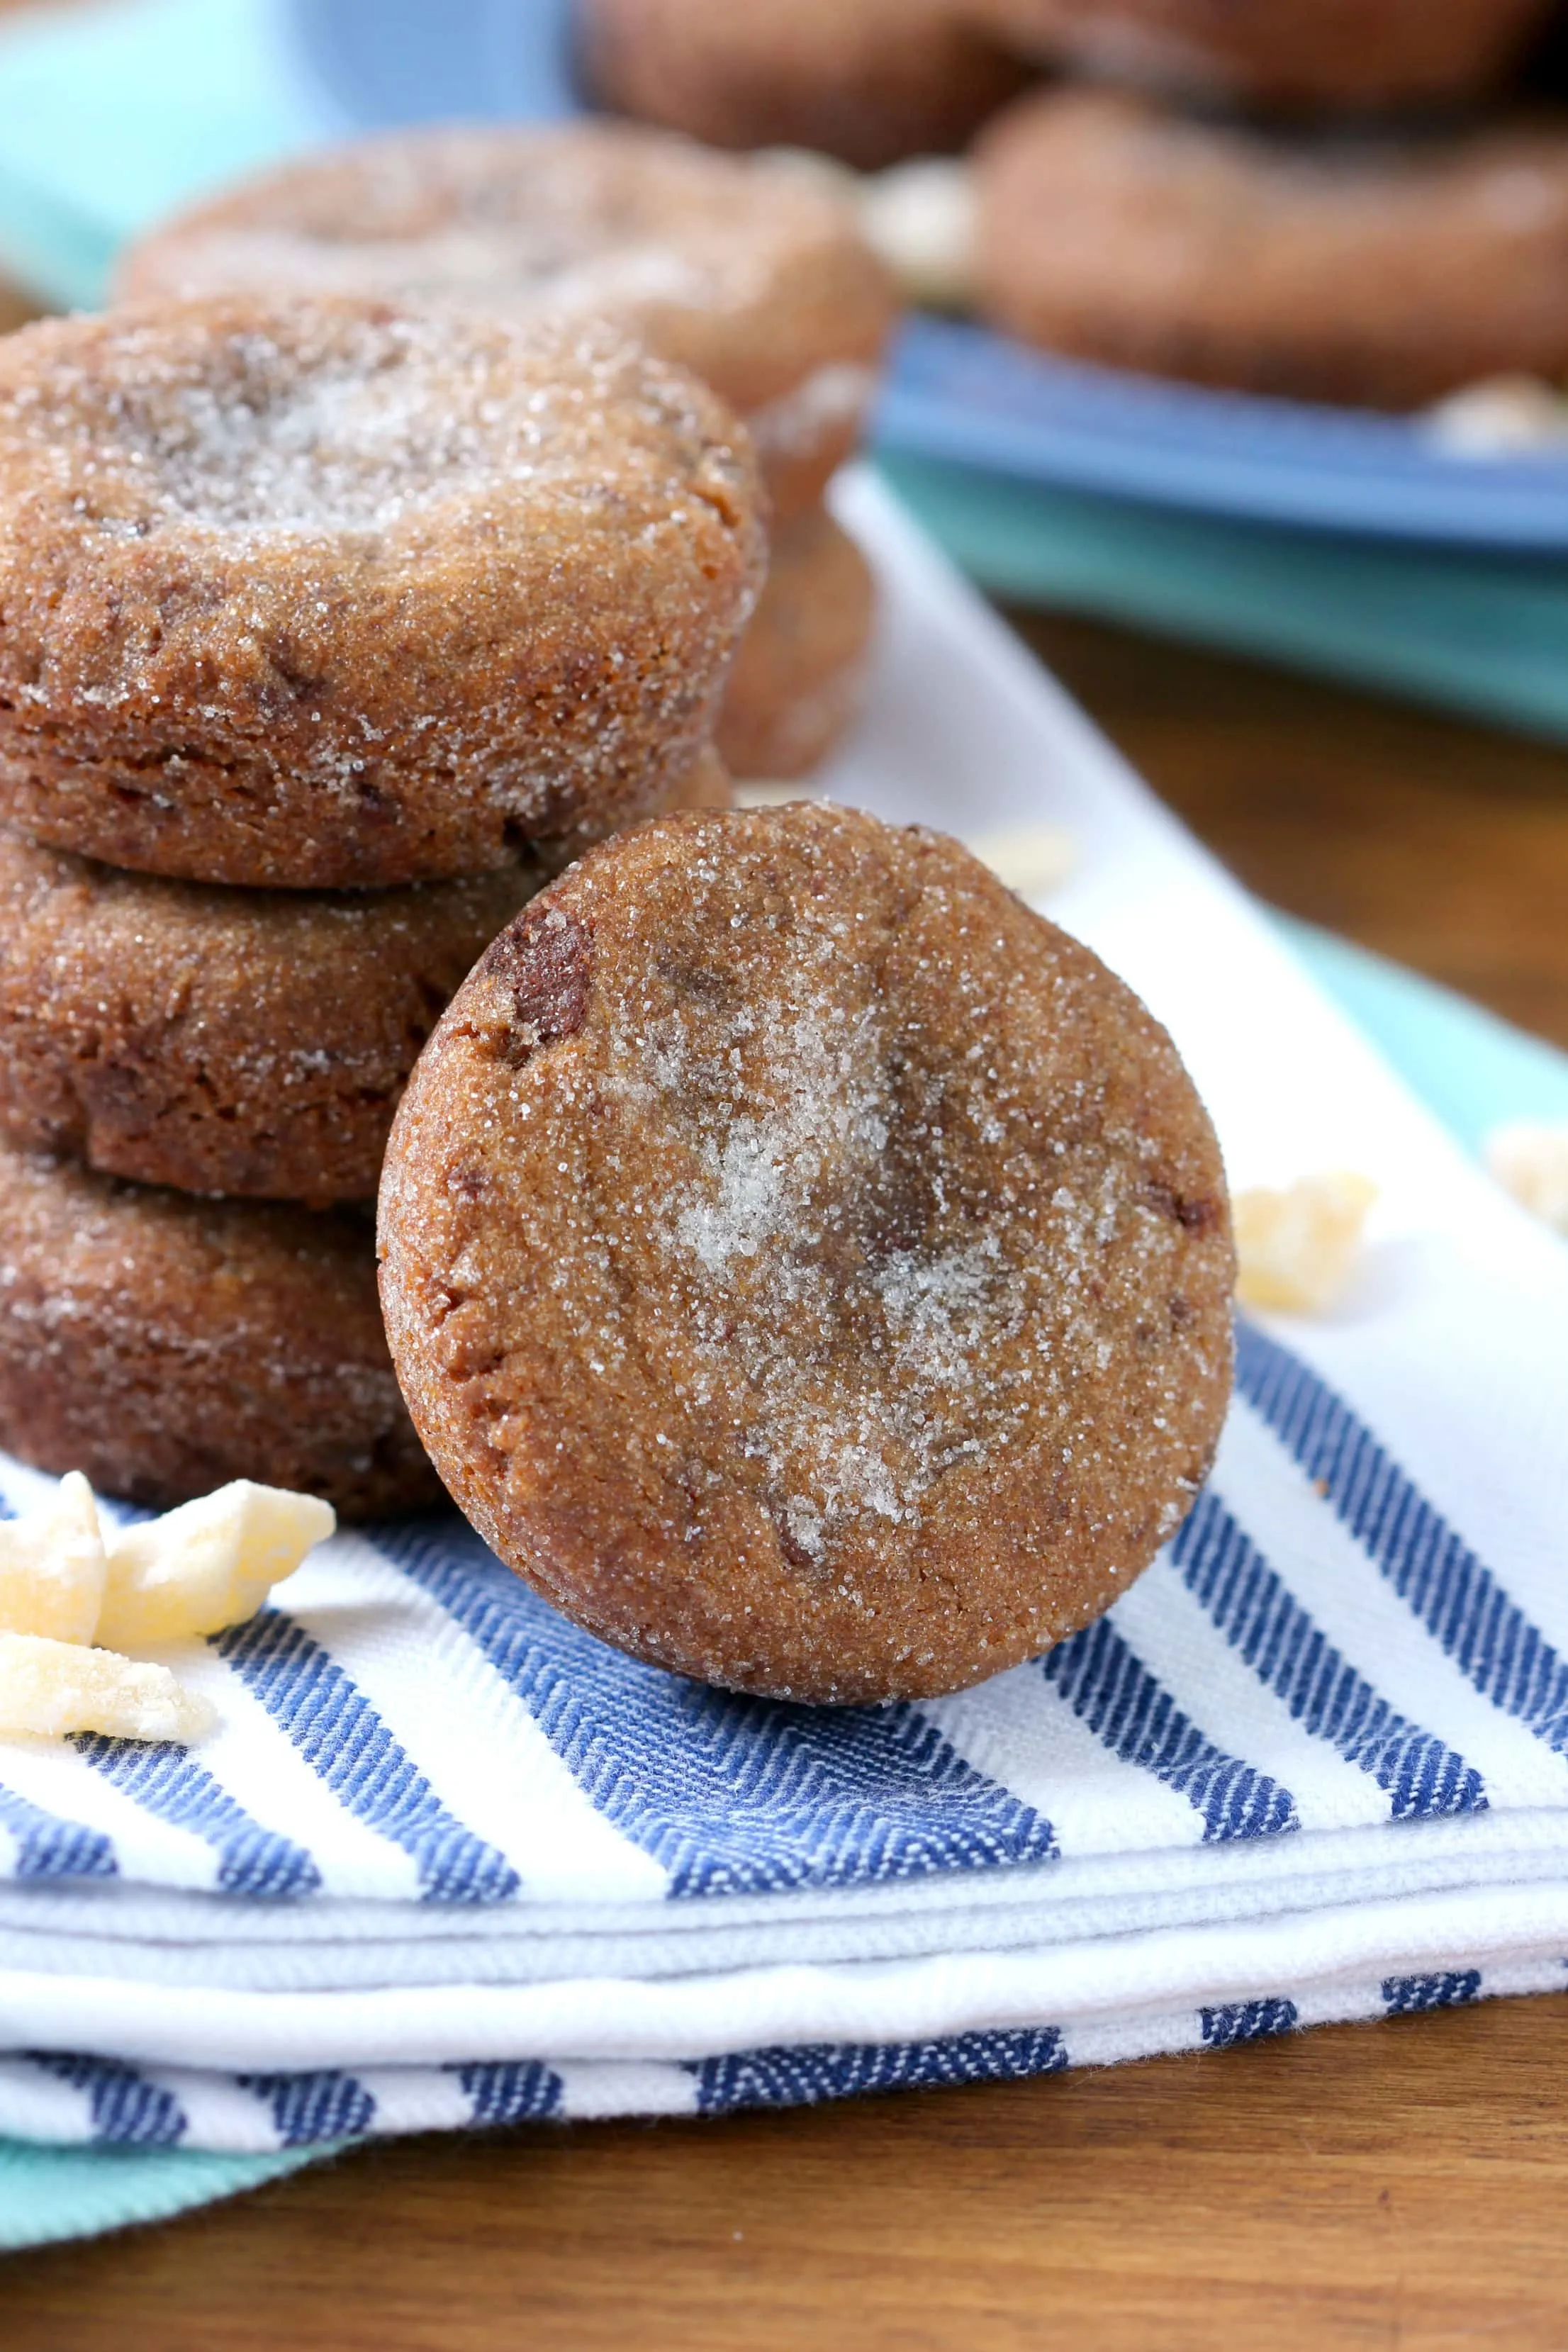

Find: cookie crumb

[1485,1119,1568,1233]
[1234,1172,1377,1314]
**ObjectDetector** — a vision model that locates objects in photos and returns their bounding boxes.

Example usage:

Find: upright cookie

[119,125,897,525]
[580,0,1033,173]
[716,511,875,780]
[0,297,763,886]
[0,832,546,1204]
[0,1142,439,1516]
[379,805,1234,1705]
[976,88,1568,408]
[963,0,1555,112]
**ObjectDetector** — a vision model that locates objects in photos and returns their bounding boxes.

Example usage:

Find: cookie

[579,0,1034,174]
[379,804,1234,1705]
[975,88,1568,408]
[964,0,1555,112]
[119,124,897,525]
[0,1141,439,1516]
[0,831,547,1205]
[716,511,875,780]
[0,297,764,888]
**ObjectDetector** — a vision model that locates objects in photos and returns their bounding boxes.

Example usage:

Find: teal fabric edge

[0,2135,328,2251]
[877,454,1568,747]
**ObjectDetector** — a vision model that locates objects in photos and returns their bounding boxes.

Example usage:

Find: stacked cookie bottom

[0,757,737,1516]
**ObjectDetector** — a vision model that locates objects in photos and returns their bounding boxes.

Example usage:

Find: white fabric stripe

[359,2065,475,2138]
[1212,1399,1568,1807]
[1061,2007,1206,2068]
[167,1635,425,1904]
[556,2060,699,2119]
[0,1731,216,1891]
[284,1535,668,1904]
[1111,1550,1396,1833]
[0,2058,93,2144]
[924,1663,1206,1857]
[142,2065,285,2155]
[7,1882,1568,2073]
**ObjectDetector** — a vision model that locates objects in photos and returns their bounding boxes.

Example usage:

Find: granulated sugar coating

[379,804,1235,1703]
[118,123,896,522]
[0,296,765,887]
[0,1140,440,1516]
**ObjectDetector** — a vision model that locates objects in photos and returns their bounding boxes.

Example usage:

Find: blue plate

[287,0,1568,553]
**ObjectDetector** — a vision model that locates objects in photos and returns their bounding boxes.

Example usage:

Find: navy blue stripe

[1171,1488,1486,1820]
[1043,1616,1299,1840]
[213,1609,517,1904]
[1201,1999,1299,2048]
[0,1781,116,1882]
[240,2070,376,2146]
[1238,1321,1568,1757]
[29,2053,185,2146]
[452,2061,564,2125]
[691,2027,1068,2114]
[374,1520,1058,1898]
[1383,1971,1482,2015]
[69,1734,321,1898]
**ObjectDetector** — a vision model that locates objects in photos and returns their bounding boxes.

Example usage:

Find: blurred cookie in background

[716,512,876,782]
[975,86,1568,408]
[120,121,897,522]
[578,0,1035,172]
[961,0,1557,113]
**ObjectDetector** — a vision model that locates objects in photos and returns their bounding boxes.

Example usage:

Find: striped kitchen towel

[1,472,1566,2155]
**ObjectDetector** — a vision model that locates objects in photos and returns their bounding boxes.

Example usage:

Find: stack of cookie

[0,294,765,1515]
[120,121,900,785]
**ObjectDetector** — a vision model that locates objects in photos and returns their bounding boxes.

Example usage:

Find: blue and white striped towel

[1,473,1566,2155]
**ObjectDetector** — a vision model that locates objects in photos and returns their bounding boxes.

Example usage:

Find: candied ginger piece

[0,1472,107,1645]
[0,1633,213,1743]
[860,158,977,311]
[1235,1172,1378,1315]
[96,1482,336,1650]
[967,822,1076,900]
[1485,1119,1568,1236]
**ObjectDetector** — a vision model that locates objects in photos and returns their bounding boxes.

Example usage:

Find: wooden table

[3,613,1567,2347]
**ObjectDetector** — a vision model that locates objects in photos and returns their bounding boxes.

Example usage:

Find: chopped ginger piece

[0,1633,213,1743]
[1485,1119,1568,1236]
[859,158,977,312]
[967,822,1076,900]
[1235,1172,1378,1314]
[96,1482,335,1650]
[0,1472,107,1645]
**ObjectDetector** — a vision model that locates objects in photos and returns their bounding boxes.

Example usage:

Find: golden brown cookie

[0,831,546,1205]
[716,512,875,780]
[118,125,897,525]
[0,1141,439,1516]
[975,88,1568,408]
[963,0,1554,112]
[0,297,764,887]
[580,0,1034,173]
[379,804,1234,1705]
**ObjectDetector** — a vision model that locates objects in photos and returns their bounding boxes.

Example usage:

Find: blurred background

[0,0,1567,1105]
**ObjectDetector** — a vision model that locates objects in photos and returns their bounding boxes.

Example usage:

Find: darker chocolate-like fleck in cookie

[379,803,1234,1703]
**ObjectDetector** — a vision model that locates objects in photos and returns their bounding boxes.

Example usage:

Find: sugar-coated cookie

[717,513,875,780]
[379,804,1234,1703]
[119,125,897,525]
[0,1142,439,1516]
[976,88,1568,408]
[0,298,763,886]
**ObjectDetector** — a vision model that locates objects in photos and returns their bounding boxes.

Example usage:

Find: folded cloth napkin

[1,473,1566,2170]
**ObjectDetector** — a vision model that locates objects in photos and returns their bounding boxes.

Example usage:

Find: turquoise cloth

[2,919,1564,2256]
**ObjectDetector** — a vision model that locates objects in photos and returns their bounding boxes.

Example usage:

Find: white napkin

[1,472,1566,2154]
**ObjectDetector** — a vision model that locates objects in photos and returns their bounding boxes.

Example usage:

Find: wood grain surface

[3,614,1567,2347]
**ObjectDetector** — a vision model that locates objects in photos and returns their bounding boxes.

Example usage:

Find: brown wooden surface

[2,616,1567,2346]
